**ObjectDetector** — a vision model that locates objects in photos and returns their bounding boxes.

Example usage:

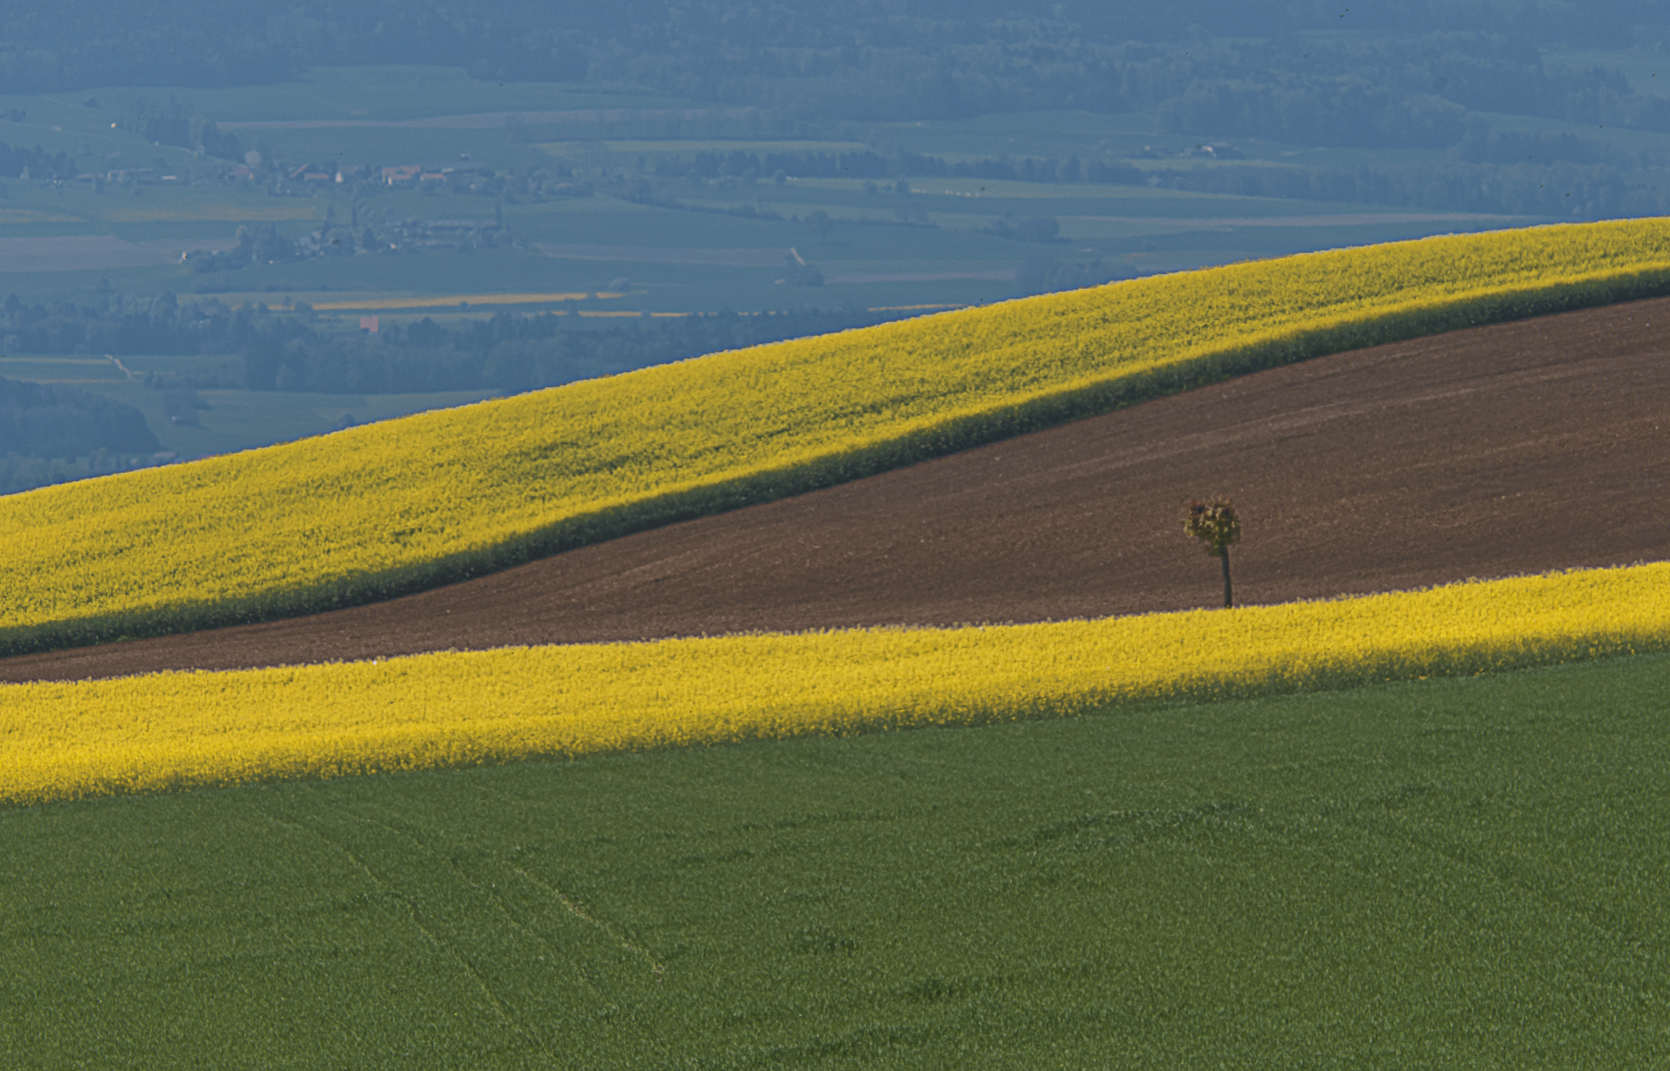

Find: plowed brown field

[6,297,1668,684]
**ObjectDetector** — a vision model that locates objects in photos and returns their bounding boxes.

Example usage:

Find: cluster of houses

[22,152,497,191]
[71,168,185,186]
[215,161,488,188]
[371,213,510,253]
[1129,143,1246,160]
[78,163,454,187]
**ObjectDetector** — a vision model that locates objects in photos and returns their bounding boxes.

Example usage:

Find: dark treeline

[117,103,246,162]
[656,148,1120,183]
[1143,38,1670,144]
[0,374,163,495]
[664,136,1655,184]
[0,140,75,181]
[240,306,923,394]
[183,224,306,273]
[1015,257,1141,296]
[0,451,155,495]
[1139,158,1665,222]
[649,142,1670,221]
[0,375,155,458]
[1,294,933,395]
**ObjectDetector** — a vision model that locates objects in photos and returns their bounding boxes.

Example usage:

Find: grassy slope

[5,652,1668,1069]
[5,219,1670,656]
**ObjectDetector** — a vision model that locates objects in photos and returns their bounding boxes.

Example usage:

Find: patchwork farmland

[3,222,1669,1067]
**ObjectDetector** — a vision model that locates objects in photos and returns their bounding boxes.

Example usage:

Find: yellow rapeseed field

[3,563,1665,806]
[4,219,1670,655]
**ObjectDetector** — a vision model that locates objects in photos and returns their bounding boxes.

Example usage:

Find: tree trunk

[1220,548,1233,608]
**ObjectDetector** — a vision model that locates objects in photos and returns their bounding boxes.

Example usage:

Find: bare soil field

[6,297,1667,684]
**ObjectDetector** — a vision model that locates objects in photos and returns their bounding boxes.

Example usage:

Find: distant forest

[0,374,154,457]
[0,293,935,395]
[5,3,1670,221]
[3,3,1667,134]
[0,374,158,494]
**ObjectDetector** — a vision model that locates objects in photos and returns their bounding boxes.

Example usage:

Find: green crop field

[5,652,1667,1068]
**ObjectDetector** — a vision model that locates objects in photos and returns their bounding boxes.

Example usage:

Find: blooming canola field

[4,220,1670,657]
[5,561,1665,807]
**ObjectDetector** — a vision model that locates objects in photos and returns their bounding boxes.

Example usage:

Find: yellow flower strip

[5,562,1665,807]
[5,220,1670,655]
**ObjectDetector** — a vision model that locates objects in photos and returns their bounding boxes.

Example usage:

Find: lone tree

[1184,495,1242,608]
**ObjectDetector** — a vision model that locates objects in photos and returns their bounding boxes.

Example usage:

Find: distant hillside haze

[3,3,1667,131]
